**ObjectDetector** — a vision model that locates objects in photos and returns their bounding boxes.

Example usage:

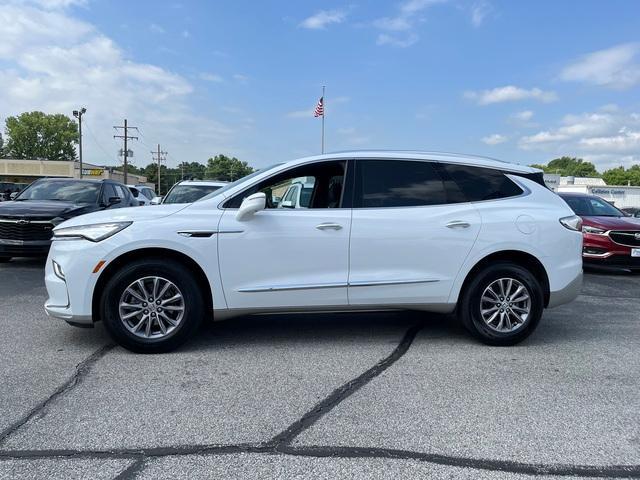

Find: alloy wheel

[480,277,531,333]
[118,276,185,339]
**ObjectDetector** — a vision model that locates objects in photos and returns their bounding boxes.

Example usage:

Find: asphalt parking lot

[0,259,638,479]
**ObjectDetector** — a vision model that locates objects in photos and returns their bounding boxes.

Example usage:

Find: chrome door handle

[316,223,343,230]
[446,220,470,229]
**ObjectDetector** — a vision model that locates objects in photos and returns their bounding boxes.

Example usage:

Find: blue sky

[1,0,639,171]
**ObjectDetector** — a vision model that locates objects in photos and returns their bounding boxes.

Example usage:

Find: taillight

[559,215,583,231]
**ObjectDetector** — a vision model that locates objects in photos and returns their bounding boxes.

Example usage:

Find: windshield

[16,180,101,203]
[163,184,223,204]
[197,163,284,202]
[562,195,624,217]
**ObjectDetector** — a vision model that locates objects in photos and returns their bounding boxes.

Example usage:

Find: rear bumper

[0,239,51,257]
[547,270,582,309]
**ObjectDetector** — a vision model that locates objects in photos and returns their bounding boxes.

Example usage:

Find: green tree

[206,154,253,181]
[4,111,78,161]
[530,156,599,177]
[602,165,640,186]
[0,132,4,155]
[177,161,206,180]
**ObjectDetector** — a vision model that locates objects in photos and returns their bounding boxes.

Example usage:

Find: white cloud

[299,9,347,30]
[517,107,640,169]
[560,43,640,90]
[149,23,165,34]
[376,33,418,48]
[199,72,223,82]
[512,110,534,122]
[0,3,238,167]
[373,0,445,47]
[464,85,557,105]
[470,1,492,27]
[233,73,249,83]
[26,0,87,9]
[286,109,314,119]
[481,133,507,145]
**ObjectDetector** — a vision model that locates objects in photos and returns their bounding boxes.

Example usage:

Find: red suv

[560,193,640,271]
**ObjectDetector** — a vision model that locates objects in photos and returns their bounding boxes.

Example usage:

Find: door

[218,160,351,309]
[348,159,481,306]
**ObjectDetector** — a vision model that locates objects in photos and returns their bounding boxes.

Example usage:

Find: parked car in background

[44,151,582,353]
[0,182,27,202]
[277,179,315,209]
[127,185,157,206]
[160,180,227,204]
[560,192,640,271]
[0,178,137,262]
[622,207,640,218]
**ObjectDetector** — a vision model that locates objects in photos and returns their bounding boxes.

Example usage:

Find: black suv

[0,178,136,261]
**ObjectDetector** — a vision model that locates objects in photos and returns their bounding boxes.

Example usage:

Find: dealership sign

[591,188,625,197]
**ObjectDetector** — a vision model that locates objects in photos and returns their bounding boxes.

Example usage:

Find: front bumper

[582,232,640,270]
[44,238,109,327]
[0,239,51,257]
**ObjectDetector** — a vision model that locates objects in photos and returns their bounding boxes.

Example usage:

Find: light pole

[73,108,86,179]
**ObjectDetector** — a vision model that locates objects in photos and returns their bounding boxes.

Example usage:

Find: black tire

[458,262,544,346]
[0,257,11,263]
[101,258,205,353]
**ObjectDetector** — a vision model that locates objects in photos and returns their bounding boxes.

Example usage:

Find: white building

[554,176,640,209]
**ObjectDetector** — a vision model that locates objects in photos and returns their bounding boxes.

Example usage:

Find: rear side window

[437,164,523,202]
[354,160,447,208]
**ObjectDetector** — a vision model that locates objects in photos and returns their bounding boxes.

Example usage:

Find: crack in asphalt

[1,325,639,479]
[269,323,424,447]
[0,343,116,447]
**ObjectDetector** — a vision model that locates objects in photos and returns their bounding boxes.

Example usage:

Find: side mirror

[150,196,163,205]
[280,200,294,209]
[236,192,266,221]
[108,196,122,205]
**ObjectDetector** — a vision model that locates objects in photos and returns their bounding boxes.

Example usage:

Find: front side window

[224,160,345,209]
[354,159,447,208]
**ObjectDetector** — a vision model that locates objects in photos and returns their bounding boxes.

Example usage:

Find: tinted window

[354,160,447,208]
[16,180,101,204]
[438,164,523,202]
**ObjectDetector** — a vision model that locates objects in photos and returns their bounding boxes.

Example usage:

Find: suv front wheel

[459,263,544,346]
[101,258,205,353]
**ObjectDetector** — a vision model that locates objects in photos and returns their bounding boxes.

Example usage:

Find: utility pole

[113,119,138,184]
[151,144,167,194]
[73,108,86,178]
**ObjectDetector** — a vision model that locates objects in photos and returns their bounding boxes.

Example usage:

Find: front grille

[0,219,54,241]
[609,231,640,247]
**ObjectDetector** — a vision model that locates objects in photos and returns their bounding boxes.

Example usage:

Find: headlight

[53,222,132,242]
[559,215,582,232]
[582,225,606,235]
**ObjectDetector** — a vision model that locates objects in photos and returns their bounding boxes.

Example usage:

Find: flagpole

[321,85,325,154]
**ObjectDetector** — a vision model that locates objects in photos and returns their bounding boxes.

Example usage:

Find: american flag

[314,96,324,117]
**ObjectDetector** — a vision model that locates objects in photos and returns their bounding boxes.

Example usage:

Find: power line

[113,119,138,184]
[151,144,167,194]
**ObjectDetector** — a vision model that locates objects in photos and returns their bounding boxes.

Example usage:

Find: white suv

[44,151,583,353]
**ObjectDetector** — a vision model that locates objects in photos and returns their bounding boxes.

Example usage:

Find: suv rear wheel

[101,258,204,353]
[459,263,544,346]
